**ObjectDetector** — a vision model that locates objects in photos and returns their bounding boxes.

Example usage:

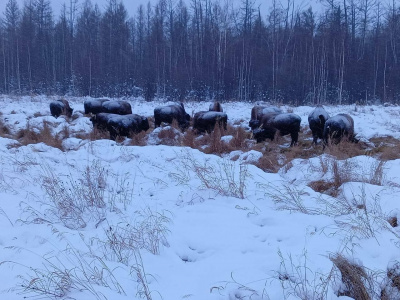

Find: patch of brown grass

[228,126,251,150]
[129,130,148,146]
[0,117,10,137]
[368,137,400,161]
[157,122,182,146]
[330,254,372,300]
[15,121,63,150]
[325,139,365,159]
[254,150,280,173]
[182,128,196,148]
[387,216,398,228]
[203,124,227,154]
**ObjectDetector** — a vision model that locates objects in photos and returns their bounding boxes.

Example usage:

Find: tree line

[1,0,400,105]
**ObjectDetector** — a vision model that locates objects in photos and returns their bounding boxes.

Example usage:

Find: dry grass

[228,125,251,150]
[182,128,196,148]
[387,216,398,228]
[14,121,64,150]
[386,262,400,295]
[325,139,365,159]
[129,130,148,146]
[330,254,373,300]
[367,137,400,161]
[0,116,10,137]
[157,122,182,146]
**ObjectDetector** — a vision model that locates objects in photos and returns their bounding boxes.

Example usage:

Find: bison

[50,99,73,118]
[90,113,149,140]
[84,99,132,115]
[323,113,357,146]
[193,111,228,133]
[308,105,330,144]
[84,98,109,114]
[209,102,223,112]
[101,100,132,115]
[249,105,283,130]
[253,112,301,146]
[154,103,191,130]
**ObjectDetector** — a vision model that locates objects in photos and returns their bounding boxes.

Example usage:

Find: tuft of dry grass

[330,254,373,300]
[368,137,400,161]
[182,128,196,148]
[387,262,400,293]
[0,117,10,137]
[157,123,182,146]
[228,125,251,150]
[15,121,64,150]
[387,216,398,228]
[325,139,366,159]
[129,130,148,146]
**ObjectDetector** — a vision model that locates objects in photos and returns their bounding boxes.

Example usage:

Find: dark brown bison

[193,111,228,133]
[209,102,223,112]
[84,99,132,115]
[90,113,149,140]
[308,105,330,144]
[50,99,73,118]
[101,100,132,115]
[249,105,283,130]
[154,103,191,130]
[253,112,301,146]
[323,113,358,146]
[84,98,109,114]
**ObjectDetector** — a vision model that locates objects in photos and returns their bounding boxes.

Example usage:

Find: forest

[1,0,400,105]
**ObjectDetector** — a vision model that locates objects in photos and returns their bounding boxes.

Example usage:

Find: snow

[0,95,399,300]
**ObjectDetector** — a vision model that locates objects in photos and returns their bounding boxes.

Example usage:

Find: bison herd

[49,98,358,147]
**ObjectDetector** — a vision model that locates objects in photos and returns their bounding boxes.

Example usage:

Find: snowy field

[0,95,399,300]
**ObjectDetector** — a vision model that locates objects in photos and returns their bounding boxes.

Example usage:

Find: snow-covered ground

[0,95,399,300]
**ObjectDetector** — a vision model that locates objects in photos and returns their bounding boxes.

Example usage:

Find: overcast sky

[0,0,150,19]
[0,0,322,20]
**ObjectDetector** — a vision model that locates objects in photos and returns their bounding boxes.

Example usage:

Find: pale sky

[0,0,323,21]
[0,0,150,19]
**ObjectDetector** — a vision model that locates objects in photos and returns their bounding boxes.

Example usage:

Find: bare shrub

[181,152,248,198]
[330,254,374,300]
[10,242,125,299]
[368,160,385,185]
[40,161,107,229]
[261,183,319,215]
[100,208,171,264]
[276,249,331,300]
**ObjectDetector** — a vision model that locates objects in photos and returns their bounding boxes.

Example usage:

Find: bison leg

[290,131,299,147]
